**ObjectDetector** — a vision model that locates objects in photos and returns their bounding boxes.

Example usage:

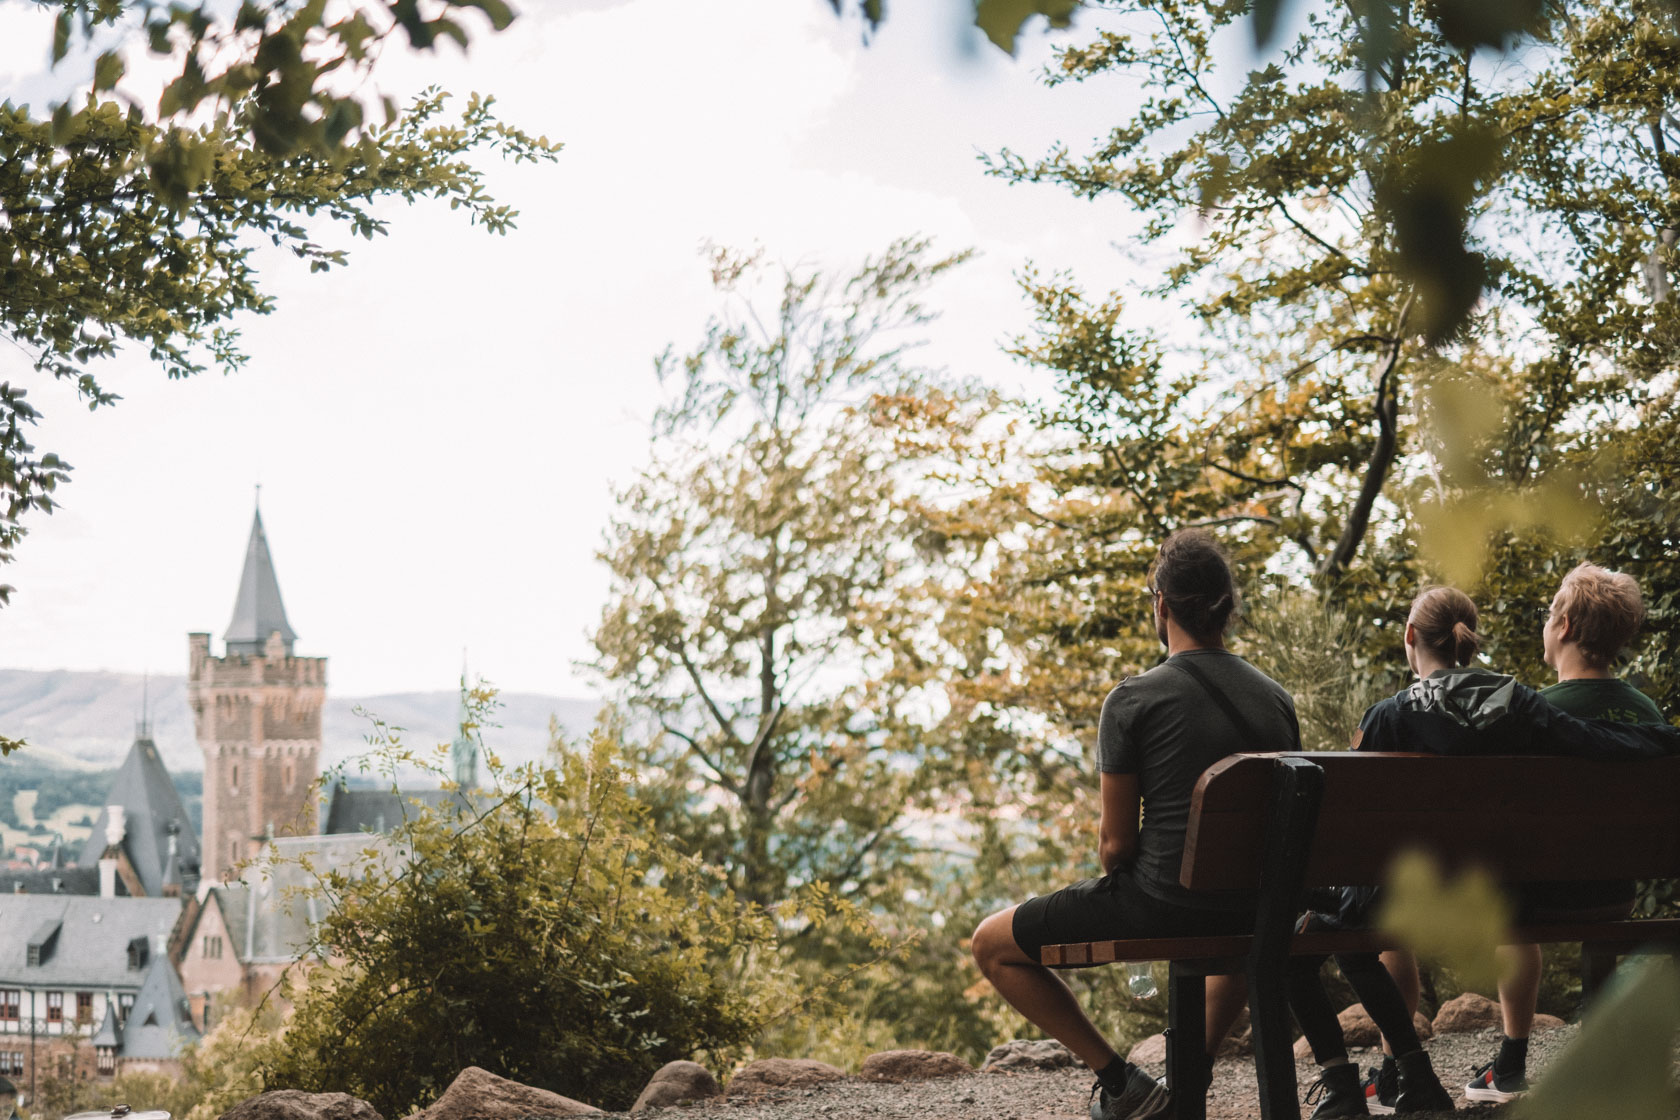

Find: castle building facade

[188,510,327,884]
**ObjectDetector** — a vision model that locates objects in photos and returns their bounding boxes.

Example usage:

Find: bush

[261,719,779,1114]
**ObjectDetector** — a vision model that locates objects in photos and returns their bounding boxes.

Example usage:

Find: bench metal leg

[1247,962,1298,1120]
[1247,756,1326,1120]
[1167,963,1207,1120]
[1581,944,1620,1006]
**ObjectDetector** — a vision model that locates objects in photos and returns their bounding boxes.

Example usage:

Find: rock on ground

[413,1066,600,1120]
[981,1038,1077,1071]
[1129,1034,1167,1064]
[631,1061,720,1112]
[1291,1005,1438,1058]
[727,1059,848,1096]
[860,1050,972,1082]
[1433,992,1501,1034]
[220,1091,384,1120]
[1534,1013,1567,1031]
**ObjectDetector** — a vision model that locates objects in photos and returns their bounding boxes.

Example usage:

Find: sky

[0,0,1173,697]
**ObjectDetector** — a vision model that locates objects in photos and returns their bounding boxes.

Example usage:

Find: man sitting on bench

[1462,563,1669,1104]
[971,529,1301,1120]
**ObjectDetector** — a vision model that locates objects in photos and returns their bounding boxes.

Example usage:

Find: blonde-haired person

[1460,564,1669,1105]
[1291,586,1680,1118]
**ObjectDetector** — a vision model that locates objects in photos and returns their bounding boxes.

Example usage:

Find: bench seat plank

[1039,918,1680,967]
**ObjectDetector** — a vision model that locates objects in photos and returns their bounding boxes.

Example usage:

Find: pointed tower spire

[450,653,480,791]
[224,505,296,657]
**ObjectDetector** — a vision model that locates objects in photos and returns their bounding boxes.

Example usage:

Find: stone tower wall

[189,632,327,882]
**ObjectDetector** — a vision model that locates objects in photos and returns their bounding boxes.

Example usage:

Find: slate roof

[0,895,181,987]
[213,833,390,965]
[224,508,297,656]
[0,867,119,896]
[322,787,472,836]
[118,953,200,1059]
[77,735,201,898]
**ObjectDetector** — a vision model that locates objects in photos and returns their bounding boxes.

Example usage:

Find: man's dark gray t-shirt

[1099,649,1300,911]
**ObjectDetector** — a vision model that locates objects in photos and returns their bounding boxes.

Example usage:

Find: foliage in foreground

[261,724,778,1114]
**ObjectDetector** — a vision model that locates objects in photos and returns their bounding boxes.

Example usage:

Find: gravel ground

[603,1024,1601,1120]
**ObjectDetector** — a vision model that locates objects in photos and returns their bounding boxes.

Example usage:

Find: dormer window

[127,936,149,971]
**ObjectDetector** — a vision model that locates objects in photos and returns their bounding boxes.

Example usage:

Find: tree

[1,1,559,601]
[590,238,974,912]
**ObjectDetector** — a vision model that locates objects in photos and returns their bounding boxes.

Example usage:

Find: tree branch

[659,720,740,796]
[1317,294,1413,579]
[669,641,742,745]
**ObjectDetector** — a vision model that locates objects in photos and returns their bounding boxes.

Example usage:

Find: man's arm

[1098,771,1141,875]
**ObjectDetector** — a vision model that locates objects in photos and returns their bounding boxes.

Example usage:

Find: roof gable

[119,953,199,1059]
[77,736,201,897]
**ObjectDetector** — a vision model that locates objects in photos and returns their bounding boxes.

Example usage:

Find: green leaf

[974,0,1078,55]
[1250,0,1288,50]
[456,0,516,32]
[1376,849,1512,991]
[1433,0,1545,53]
[51,10,71,64]
[1515,956,1680,1120]
[93,50,125,92]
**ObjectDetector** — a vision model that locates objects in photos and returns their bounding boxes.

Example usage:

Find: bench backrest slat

[1181,752,1680,892]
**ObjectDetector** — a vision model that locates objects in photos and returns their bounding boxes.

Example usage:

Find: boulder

[1128,1034,1167,1065]
[981,1039,1078,1071]
[414,1066,599,1120]
[220,1091,383,1120]
[860,1050,972,1082]
[1338,1004,1381,1049]
[631,1061,720,1112]
[1413,1012,1435,1041]
[1533,1013,1567,1032]
[1433,992,1501,1034]
[726,1058,848,1096]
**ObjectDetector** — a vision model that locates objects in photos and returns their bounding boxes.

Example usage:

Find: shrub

[261,720,778,1114]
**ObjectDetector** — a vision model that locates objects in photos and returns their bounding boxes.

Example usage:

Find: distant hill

[0,668,601,772]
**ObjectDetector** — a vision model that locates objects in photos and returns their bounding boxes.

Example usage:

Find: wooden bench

[1038,752,1680,1120]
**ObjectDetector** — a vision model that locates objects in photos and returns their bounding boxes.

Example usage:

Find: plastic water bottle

[1126,962,1158,999]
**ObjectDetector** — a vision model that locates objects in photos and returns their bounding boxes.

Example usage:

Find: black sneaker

[1465,1059,1529,1104]
[1363,1059,1398,1115]
[1090,1066,1171,1120]
[1304,1063,1369,1118]
[1393,1051,1455,1114]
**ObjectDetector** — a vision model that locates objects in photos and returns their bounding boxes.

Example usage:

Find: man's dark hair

[1147,528,1239,642]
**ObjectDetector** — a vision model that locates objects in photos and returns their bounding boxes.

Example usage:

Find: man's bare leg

[1206,973,1248,1056]
[1378,950,1421,1056]
[1497,943,1542,1039]
[971,907,1120,1071]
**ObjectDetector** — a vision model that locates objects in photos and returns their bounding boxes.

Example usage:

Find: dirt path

[609,1025,1586,1119]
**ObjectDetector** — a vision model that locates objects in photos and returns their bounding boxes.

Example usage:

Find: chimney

[99,858,117,899]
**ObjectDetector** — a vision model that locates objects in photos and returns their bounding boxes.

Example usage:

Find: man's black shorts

[1012,870,1252,966]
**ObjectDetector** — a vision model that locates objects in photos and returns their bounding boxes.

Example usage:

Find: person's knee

[974,913,1007,973]
[971,908,1021,976]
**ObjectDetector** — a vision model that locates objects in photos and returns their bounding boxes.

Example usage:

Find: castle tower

[188,508,326,883]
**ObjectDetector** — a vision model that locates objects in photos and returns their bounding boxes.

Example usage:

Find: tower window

[231,764,240,792]
[283,760,295,790]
